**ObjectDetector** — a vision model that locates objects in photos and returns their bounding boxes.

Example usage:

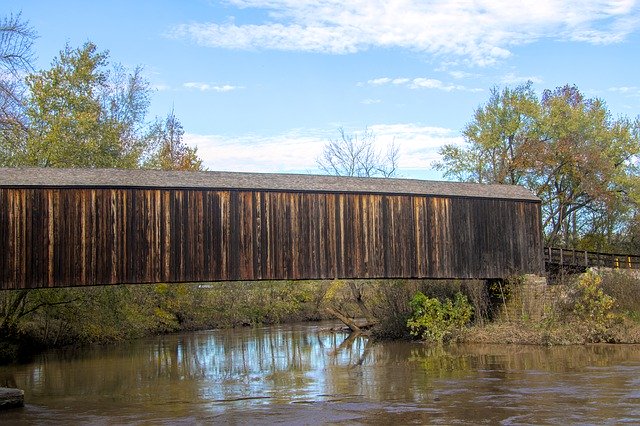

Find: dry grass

[453,270,640,345]
[456,318,640,345]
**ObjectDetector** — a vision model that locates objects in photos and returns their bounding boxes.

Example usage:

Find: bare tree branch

[317,127,399,178]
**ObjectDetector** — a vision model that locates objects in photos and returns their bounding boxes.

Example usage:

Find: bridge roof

[0,168,539,201]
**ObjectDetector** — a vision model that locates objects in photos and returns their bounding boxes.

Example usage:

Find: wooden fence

[544,247,640,271]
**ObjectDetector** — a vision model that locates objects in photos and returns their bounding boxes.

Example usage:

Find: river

[1,321,639,424]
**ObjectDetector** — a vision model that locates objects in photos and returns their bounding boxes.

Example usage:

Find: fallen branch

[324,307,361,333]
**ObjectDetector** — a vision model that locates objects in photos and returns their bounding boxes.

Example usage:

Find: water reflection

[1,322,640,424]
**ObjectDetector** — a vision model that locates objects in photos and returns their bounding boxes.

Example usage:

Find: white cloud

[183,82,243,92]
[183,124,463,178]
[365,76,481,92]
[170,0,640,65]
[361,98,381,104]
[367,124,464,172]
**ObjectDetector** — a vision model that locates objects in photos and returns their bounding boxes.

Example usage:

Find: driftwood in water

[0,387,24,410]
[324,307,377,333]
[325,307,361,332]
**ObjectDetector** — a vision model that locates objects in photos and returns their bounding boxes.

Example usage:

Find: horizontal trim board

[0,168,540,202]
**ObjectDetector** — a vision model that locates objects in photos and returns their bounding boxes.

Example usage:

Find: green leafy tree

[436,83,640,250]
[22,42,151,168]
[0,39,206,356]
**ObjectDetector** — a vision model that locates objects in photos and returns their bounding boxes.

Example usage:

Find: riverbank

[457,318,640,345]
[1,269,638,365]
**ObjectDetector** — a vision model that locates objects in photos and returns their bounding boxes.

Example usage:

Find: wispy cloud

[152,83,171,92]
[449,70,479,80]
[500,73,544,85]
[361,98,381,104]
[183,124,462,178]
[169,0,640,65]
[609,86,640,96]
[365,76,481,92]
[183,82,243,92]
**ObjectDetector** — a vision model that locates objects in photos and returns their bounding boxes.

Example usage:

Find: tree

[21,42,152,168]
[145,110,203,171]
[0,12,36,165]
[317,127,399,177]
[535,86,639,248]
[435,83,640,250]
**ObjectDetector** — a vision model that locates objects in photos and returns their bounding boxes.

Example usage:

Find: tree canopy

[0,32,203,171]
[0,13,36,163]
[435,83,640,252]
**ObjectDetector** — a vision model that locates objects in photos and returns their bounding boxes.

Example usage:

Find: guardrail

[544,247,640,270]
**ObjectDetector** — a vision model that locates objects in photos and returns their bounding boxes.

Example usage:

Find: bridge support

[499,275,549,322]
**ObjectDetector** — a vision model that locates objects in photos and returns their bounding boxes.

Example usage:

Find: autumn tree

[436,82,539,185]
[317,127,399,177]
[145,110,203,171]
[435,83,640,250]
[535,86,639,248]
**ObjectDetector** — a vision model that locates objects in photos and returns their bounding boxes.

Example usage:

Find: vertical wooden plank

[252,191,262,280]
[0,189,7,288]
[240,191,254,280]
[290,193,300,279]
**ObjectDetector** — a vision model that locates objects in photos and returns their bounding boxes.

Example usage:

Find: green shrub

[407,291,474,343]
[573,270,615,324]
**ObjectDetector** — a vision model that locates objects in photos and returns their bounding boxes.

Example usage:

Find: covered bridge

[0,168,543,289]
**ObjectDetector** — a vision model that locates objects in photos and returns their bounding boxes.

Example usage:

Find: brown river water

[1,321,639,425]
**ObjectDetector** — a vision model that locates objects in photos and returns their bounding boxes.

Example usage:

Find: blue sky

[11,0,640,180]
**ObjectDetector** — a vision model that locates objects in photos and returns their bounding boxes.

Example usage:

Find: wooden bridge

[1,168,544,289]
[544,247,640,275]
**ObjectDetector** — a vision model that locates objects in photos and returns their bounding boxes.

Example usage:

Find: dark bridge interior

[0,168,543,289]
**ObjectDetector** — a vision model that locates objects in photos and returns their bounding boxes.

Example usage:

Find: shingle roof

[0,168,540,201]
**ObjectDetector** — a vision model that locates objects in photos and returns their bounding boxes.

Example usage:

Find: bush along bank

[328,271,640,345]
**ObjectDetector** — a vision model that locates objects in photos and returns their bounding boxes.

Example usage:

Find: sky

[9,0,640,180]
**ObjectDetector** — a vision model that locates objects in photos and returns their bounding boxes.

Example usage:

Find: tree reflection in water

[1,322,640,424]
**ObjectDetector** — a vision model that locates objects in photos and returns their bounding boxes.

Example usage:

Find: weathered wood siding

[0,186,542,289]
